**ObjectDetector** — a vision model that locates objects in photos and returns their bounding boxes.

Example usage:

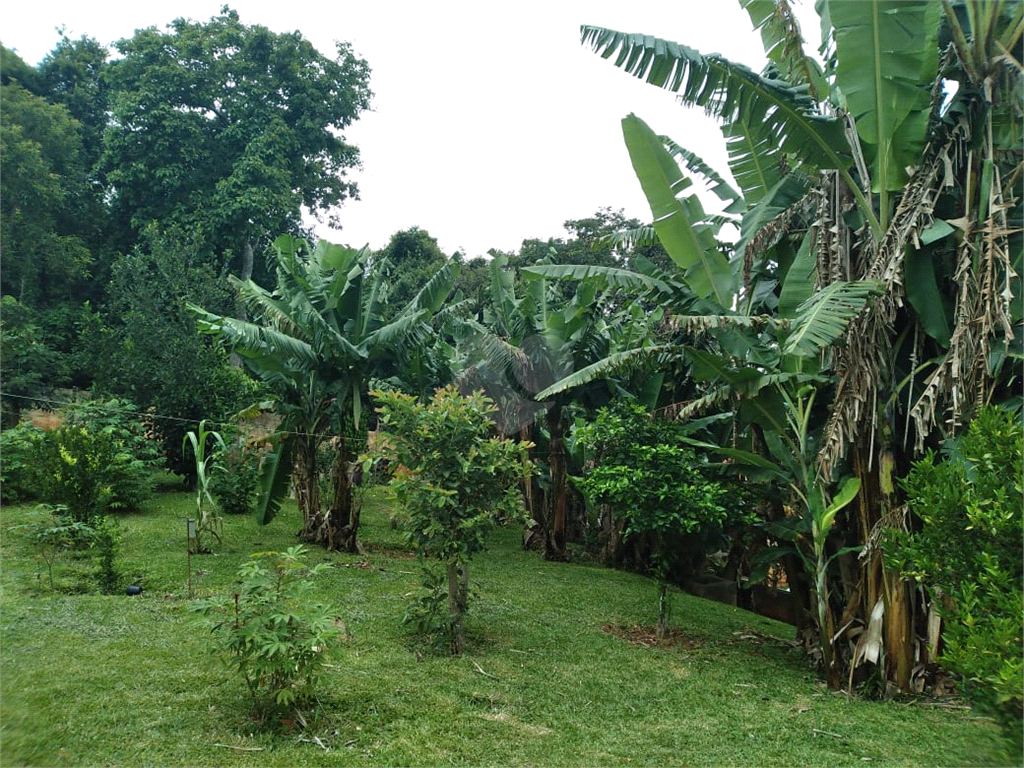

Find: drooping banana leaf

[622,113,736,307]
[741,0,829,99]
[534,344,678,401]
[659,134,743,206]
[722,119,784,206]
[523,263,672,295]
[255,436,294,526]
[904,246,952,346]
[777,229,818,319]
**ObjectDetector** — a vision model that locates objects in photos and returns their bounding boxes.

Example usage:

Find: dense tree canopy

[100,6,372,282]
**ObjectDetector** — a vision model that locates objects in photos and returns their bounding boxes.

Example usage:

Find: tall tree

[88,225,255,481]
[100,7,372,283]
[0,82,92,308]
[377,227,451,320]
[37,33,110,174]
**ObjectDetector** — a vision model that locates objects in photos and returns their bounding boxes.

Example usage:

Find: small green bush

[371,386,532,655]
[573,401,755,637]
[14,504,94,590]
[885,405,1023,754]
[61,397,164,511]
[35,425,120,522]
[195,546,342,724]
[209,436,264,515]
[0,423,46,504]
[90,515,123,595]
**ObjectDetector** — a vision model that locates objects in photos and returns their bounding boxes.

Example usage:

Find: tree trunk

[815,546,842,690]
[657,581,670,641]
[544,402,568,561]
[882,566,915,692]
[849,441,919,693]
[230,239,256,367]
[324,436,359,552]
[448,562,468,655]
[295,436,320,537]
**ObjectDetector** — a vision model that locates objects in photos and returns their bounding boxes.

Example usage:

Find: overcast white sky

[4,1,822,258]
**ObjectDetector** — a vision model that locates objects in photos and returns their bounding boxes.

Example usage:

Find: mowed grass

[0,486,1010,767]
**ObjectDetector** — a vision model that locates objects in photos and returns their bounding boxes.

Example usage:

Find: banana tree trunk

[324,436,359,553]
[847,441,919,693]
[294,435,320,535]
[882,565,915,691]
[544,402,568,561]
[814,544,842,690]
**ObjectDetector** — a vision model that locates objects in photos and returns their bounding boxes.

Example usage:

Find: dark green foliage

[28,397,162,520]
[90,515,122,595]
[574,401,753,634]
[61,396,165,511]
[88,226,260,479]
[209,436,265,516]
[195,546,343,724]
[0,81,93,310]
[885,406,1023,754]
[37,34,110,173]
[0,422,46,504]
[378,227,450,321]
[0,298,64,426]
[372,386,532,653]
[99,7,372,280]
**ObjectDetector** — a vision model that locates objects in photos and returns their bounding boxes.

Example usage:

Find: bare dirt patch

[600,623,704,649]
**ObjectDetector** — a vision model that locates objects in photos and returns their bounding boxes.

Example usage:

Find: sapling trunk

[657,580,670,641]
[447,562,469,655]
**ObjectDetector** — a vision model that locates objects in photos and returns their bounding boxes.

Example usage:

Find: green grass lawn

[0,487,1010,767]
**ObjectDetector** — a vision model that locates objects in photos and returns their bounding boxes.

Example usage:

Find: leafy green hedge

[886,405,1023,752]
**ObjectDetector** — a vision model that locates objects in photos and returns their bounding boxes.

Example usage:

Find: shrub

[195,546,342,724]
[35,425,120,522]
[14,504,94,590]
[371,386,532,655]
[60,397,164,511]
[90,515,123,595]
[885,406,1023,754]
[209,435,264,516]
[0,422,46,504]
[573,401,753,638]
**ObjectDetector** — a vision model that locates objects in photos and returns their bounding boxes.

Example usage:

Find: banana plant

[191,235,459,552]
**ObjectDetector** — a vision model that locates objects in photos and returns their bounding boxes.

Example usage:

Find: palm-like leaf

[828,1,939,213]
[523,263,672,294]
[400,259,461,316]
[741,0,828,99]
[254,437,293,526]
[534,344,678,401]
[782,280,884,357]
[600,224,660,251]
[622,113,736,307]
[723,120,784,205]
[659,134,743,205]
[581,25,881,235]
